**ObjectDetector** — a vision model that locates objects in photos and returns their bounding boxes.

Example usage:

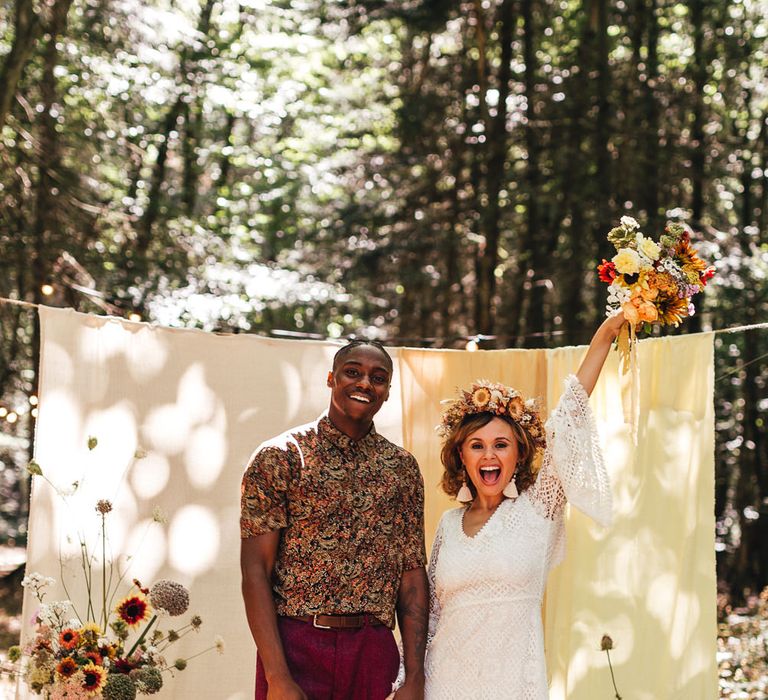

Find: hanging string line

[715,350,768,383]
[1,295,766,343]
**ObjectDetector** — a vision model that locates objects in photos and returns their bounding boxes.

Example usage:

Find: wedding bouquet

[6,440,223,699]
[597,216,715,333]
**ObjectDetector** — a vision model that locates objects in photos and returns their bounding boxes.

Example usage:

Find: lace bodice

[422,374,612,699]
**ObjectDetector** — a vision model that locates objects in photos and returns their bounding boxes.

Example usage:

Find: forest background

[1,0,767,612]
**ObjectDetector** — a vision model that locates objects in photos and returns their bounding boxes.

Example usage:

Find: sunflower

[115,593,150,627]
[673,233,707,272]
[656,295,689,326]
[471,387,491,408]
[56,657,78,678]
[99,641,118,659]
[79,622,102,648]
[58,628,80,651]
[84,650,103,665]
[506,395,525,420]
[80,662,106,695]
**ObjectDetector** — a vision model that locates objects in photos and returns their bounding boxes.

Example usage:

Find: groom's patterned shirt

[240,415,426,629]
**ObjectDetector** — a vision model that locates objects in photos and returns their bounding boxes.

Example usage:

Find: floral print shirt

[240,415,426,629]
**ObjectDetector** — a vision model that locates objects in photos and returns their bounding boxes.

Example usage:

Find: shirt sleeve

[239,443,298,538]
[400,454,427,570]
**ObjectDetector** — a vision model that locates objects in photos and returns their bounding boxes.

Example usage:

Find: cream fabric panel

[399,333,716,699]
[20,306,405,699]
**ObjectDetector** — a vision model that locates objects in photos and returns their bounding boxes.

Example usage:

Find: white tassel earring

[503,474,519,499]
[457,473,473,503]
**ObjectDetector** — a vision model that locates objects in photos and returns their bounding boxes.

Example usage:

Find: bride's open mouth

[479,466,501,486]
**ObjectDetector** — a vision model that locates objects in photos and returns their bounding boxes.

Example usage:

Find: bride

[423,312,626,699]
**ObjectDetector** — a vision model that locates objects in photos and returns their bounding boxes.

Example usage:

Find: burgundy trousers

[255,616,399,700]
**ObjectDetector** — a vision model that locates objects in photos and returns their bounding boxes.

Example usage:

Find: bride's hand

[599,309,628,343]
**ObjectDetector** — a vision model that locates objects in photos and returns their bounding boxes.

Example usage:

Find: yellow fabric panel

[399,333,717,699]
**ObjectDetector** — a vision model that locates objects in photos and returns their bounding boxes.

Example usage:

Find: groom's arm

[241,534,307,700]
[395,566,428,699]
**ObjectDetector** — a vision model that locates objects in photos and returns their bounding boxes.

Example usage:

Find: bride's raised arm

[575,311,627,396]
[527,313,627,530]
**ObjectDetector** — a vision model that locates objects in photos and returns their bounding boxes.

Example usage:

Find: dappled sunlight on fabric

[77,319,126,363]
[168,505,220,576]
[649,411,697,497]
[36,391,82,472]
[647,573,702,659]
[177,364,219,426]
[602,529,676,597]
[142,404,192,455]
[130,451,170,499]
[82,403,138,493]
[185,425,227,489]
[123,518,167,585]
[124,325,169,383]
[40,341,74,387]
[278,359,304,423]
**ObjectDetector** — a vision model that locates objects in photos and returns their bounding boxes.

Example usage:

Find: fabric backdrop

[17,306,715,699]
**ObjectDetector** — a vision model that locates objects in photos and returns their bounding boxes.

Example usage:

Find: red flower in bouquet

[598,259,618,283]
[56,657,78,679]
[700,266,715,286]
[116,594,150,627]
[58,628,80,650]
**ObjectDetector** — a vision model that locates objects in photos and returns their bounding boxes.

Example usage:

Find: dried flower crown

[438,379,547,452]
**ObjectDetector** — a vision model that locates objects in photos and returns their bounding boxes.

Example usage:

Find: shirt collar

[319,414,378,450]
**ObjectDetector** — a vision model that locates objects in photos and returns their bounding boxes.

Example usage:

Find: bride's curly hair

[440,412,539,499]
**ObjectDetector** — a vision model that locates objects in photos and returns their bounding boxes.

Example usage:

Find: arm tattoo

[397,568,429,668]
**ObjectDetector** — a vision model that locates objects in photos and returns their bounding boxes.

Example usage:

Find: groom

[240,339,428,699]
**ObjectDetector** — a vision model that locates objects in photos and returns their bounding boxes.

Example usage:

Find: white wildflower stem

[157,626,196,652]
[80,539,96,622]
[127,615,157,658]
[58,543,83,625]
[106,519,157,614]
[174,645,216,664]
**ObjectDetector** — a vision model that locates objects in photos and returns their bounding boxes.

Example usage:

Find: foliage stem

[606,649,622,700]
[127,615,157,658]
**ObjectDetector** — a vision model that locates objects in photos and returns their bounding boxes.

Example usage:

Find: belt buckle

[312,614,332,630]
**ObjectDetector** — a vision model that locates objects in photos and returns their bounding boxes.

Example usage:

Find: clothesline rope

[1,295,766,341]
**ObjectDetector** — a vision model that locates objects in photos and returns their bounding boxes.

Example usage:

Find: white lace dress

[424,375,613,700]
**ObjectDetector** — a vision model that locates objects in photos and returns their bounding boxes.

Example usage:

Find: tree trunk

[689,0,706,228]
[642,0,660,232]
[0,0,45,130]
[475,0,514,336]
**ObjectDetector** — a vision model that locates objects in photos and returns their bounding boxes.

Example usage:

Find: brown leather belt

[289,614,384,630]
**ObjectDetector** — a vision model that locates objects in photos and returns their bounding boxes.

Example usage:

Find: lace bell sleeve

[528,374,613,527]
[426,513,446,649]
[389,512,447,697]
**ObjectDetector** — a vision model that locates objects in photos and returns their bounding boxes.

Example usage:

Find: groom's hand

[393,672,424,700]
[266,673,308,700]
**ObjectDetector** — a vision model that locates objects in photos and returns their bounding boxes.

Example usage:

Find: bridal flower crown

[438,380,547,452]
